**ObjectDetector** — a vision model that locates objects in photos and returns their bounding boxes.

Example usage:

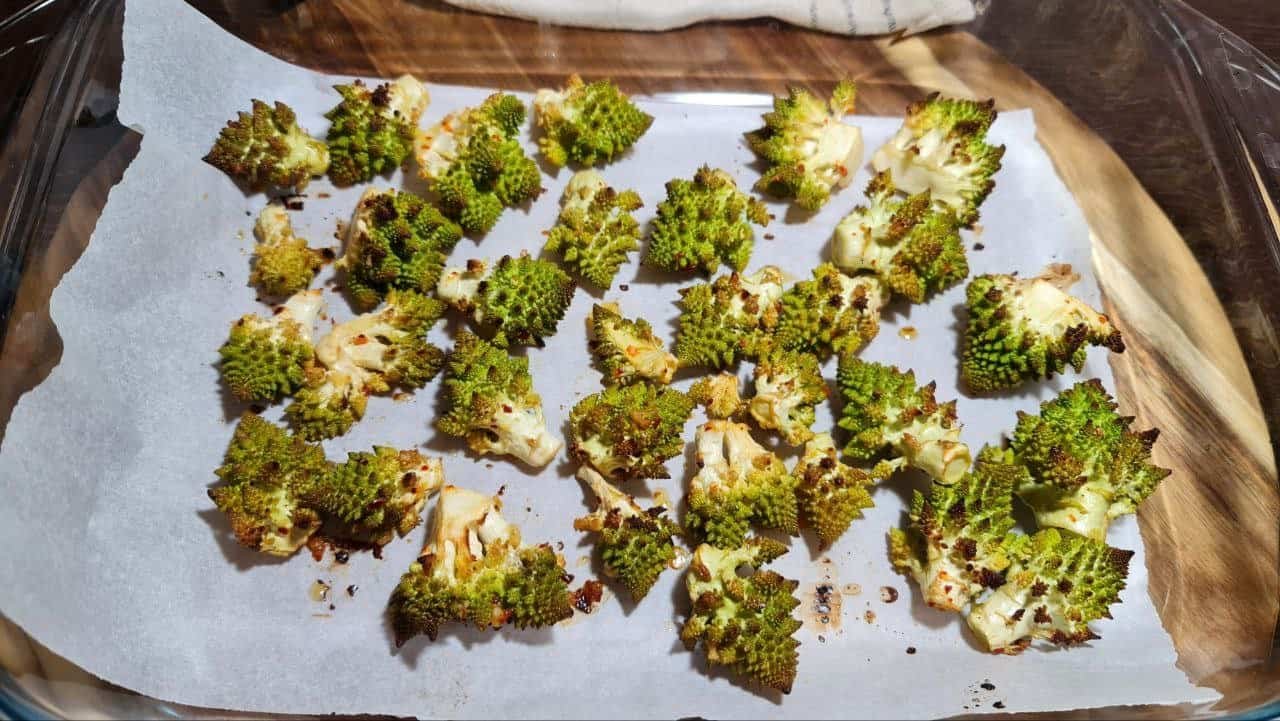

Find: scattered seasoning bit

[249,404,266,415]
[973,242,985,251]
[981,682,996,691]
[556,540,565,551]
[372,545,383,560]
[346,585,358,597]
[320,247,337,261]
[864,610,876,624]
[843,583,862,596]
[317,191,331,199]
[897,326,918,340]
[619,284,630,291]
[993,701,1005,709]
[763,233,775,240]
[335,550,350,564]
[906,646,917,655]
[391,391,410,402]
[244,210,251,216]
[880,586,899,603]
[572,580,604,613]
[309,580,331,603]
[817,635,826,643]
[328,603,336,611]
[215,270,225,278]
[485,463,494,469]
[497,485,506,496]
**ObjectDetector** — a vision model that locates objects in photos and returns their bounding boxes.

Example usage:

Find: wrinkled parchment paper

[0,0,1218,717]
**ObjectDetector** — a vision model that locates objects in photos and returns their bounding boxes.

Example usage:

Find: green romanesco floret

[794,432,891,548]
[888,447,1028,612]
[388,485,574,645]
[586,302,677,386]
[338,187,463,310]
[685,419,798,549]
[534,74,654,167]
[569,383,694,481]
[543,170,643,289]
[204,99,329,192]
[871,93,1005,227]
[962,271,1126,393]
[688,373,745,420]
[775,263,887,358]
[830,171,968,303]
[415,92,542,234]
[673,266,786,369]
[1006,379,1169,541]
[325,75,428,186]
[748,348,828,446]
[307,450,444,548]
[437,255,576,347]
[219,289,324,404]
[573,467,679,602]
[643,165,770,274]
[436,331,563,468]
[250,205,325,297]
[680,537,801,694]
[746,79,862,211]
[837,357,971,485]
[966,528,1132,654]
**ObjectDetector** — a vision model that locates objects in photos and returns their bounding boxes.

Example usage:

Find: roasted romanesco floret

[794,432,891,548]
[306,450,444,547]
[569,383,694,481]
[204,99,329,191]
[871,93,1005,227]
[586,302,677,386]
[388,485,574,645]
[543,170,643,289]
[325,75,428,186]
[574,467,679,602]
[748,348,828,446]
[219,289,324,404]
[534,75,654,167]
[830,171,968,303]
[680,537,801,694]
[746,80,862,211]
[962,271,1126,393]
[836,357,971,485]
[436,331,563,468]
[338,188,463,310]
[688,373,745,420]
[437,255,576,347]
[643,166,770,274]
[775,263,887,358]
[684,419,798,549]
[673,266,786,369]
[250,205,325,297]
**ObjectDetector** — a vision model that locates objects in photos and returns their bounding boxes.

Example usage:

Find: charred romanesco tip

[673,266,786,369]
[962,271,1126,393]
[748,348,828,446]
[569,383,694,481]
[573,467,679,602]
[831,171,968,303]
[543,170,643,289]
[746,79,862,211]
[1007,379,1169,541]
[871,93,1005,227]
[219,289,324,404]
[204,99,329,192]
[325,75,428,186]
[794,432,890,548]
[389,485,574,645]
[685,419,798,549]
[680,537,801,694]
[966,528,1132,655]
[586,302,677,386]
[414,92,542,234]
[534,74,654,167]
[775,263,887,358]
[643,165,769,274]
[306,449,444,547]
[836,357,971,485]
[436,331,563,468]
[338,187,463,310]
[688,373,745,420]
[250,205,325,297]
[437,255,576,348]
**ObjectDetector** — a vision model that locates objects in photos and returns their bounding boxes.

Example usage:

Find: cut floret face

[673,266,786,369]
[534,75,654,167]
[644,165,769,274]
[219,289,325,404]
[307,449,444,547]
[684,419,798,549]
[569,383,694,481]
[204,99,330,192]
[794,433,889,548]
[776,263,887,359]
[325,75,427,186]
[250,205,325,297]
[748,348,828,446]
[688,373,745,420]
[586,302,677,386]
[543,170,643,289]
[573,467,679,602]
[437,255,576,347]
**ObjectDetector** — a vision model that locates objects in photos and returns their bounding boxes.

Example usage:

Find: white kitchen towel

[442,0,978,35]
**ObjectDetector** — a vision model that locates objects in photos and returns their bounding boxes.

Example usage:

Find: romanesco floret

[543,170,642,289]
[871,93,1005,227]
[569,383,694,481]
[436,331,563,468]
[534,75,654,167]
[437,255,576,347]
[794,432,891,548]
[830,171,968,303]
[250,205,325,297]
[307,449,444,547]
[673,266,786,369]
[204,99,329,192]
[746,79,862,211]
[586,302,677,386]
[414,92,542,234]
[680,538,801,694]
[643,165,770,274]
[325,75,428,186]
[748,348,828,446]
[219,289,324,404]
[962,271,1126,393]
[775,263,887,358]
[966,528,1131,654]
[574,467,679,602]
[688,373,745,420]
[389,485,574,645]
[1006,379,1169,541]
[837,357,971,485]
[338,188,463,310]
[684,419,798,549]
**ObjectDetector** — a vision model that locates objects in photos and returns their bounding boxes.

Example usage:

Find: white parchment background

[0,0,1218,717]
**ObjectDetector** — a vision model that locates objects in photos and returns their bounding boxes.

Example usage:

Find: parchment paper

[0,0,1218,717]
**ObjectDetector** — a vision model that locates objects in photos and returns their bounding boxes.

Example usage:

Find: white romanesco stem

[254,204,293,246]
[533,86,573,126]
[339,187,385,264]
[576,466,644,527]
[918,535,983,612]
[691,420,735,492]
[892,416,970,486]
[749,371,803,438]
[830,197,900,274]
[1033,481,1112,542]
[436,260,490,322]
[395,457,444,526]
[414,104,478,182]
[386,75,429,125]
[872,126,970,209]
[425,486,517,581]
[276,289,326,343]
[562,169,606,213]
[473,395,563,468]
[1010,277,1112,339]
[726,266,787,322]
[806,118,863,190]
[965,580,1037,653]
[590,302,677,385]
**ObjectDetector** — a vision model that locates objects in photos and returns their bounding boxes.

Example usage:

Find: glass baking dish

[1,0,1277,718]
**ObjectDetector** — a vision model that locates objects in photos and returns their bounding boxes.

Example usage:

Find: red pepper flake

[502,404,513,413]
[352,335,369,346]
[763,233,775,240]
[906,646,917,655]
[973,242,985,251]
